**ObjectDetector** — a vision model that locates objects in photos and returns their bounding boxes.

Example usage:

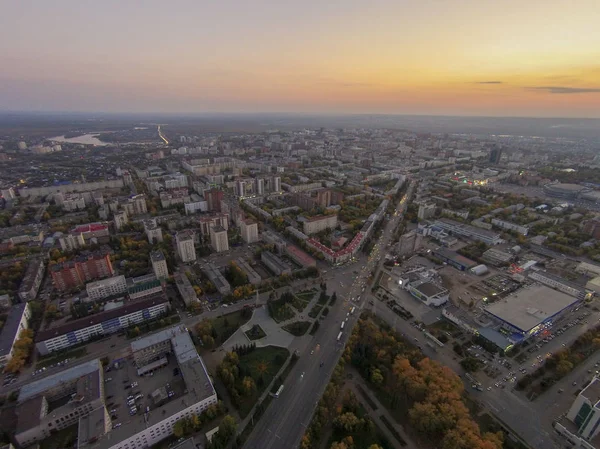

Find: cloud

[474,81,503,84]
[527,86,600,94]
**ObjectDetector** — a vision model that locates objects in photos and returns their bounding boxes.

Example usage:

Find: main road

[243,181,416,449]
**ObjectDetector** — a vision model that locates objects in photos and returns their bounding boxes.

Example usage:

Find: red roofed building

[51,252,114,291]
[70,223,110,242]
[285,244,316,268]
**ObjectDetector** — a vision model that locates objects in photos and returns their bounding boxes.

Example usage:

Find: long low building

[0,303,31,367]
[235,258,262,285]
[35,293,169,355]
[285,244,316,268]
[261,251,291,276]
[201,263,231,295]
[528,271,591,300]
[433,247,477,271]
[484,285,581,340]
[432,218,504,245]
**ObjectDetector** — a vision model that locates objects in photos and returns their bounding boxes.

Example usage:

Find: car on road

[300,372,304,379]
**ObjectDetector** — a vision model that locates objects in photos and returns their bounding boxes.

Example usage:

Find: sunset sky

[1,0,599,117]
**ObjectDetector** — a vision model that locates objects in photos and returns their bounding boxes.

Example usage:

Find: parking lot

[103,355,185,428]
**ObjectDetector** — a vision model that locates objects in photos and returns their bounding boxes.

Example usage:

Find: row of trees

[346,317,503,449]
[217,351,258,408]
[172,401,227,438]
[517,325,600,394]
[5,329,35,373]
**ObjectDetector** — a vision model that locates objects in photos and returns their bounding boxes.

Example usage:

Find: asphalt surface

[243,182,415,449]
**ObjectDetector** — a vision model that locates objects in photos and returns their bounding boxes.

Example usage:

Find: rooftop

[36,293,168,343]
[150,250,165,262]
[413,281,447,297]
[581,376,600,407]
[484,285,580,333]
[78,406,108,446]
[0,303,28,357]
[19,359,101,402]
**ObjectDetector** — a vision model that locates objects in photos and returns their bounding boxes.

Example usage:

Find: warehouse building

[433,247,477,271]
[484,285,581,340]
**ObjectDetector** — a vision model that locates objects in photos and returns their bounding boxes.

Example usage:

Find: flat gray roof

[0,303,28,357]
[19,359,101,402]
[582,377,600,407]
[484,285,580,332]
[79,407,108,446]
[130,325,185,353]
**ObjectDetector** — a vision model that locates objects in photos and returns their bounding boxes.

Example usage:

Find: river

[49,133,109,146]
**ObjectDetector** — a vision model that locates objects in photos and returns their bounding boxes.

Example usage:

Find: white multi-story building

[144,219,163,243]
[58,233,85,252]
[176,230,196,263]
[303,214,338,235]
[240,219,259,244]
[418,203,436,220]
[272,176,281,193]
[554,376,600,448]
[113,211,128,231]
[86,275,127,301]
[16,328,217,449]
[210,225,229,253]
[255,178,265,195]
[35,293,169,355]
[491,218,529,236]
[150,251,169,280]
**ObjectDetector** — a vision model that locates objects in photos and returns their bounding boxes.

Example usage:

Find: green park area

[283,321,311,336]
[245,324,267,341]
[195,308,253,348]
[217,345,290,418]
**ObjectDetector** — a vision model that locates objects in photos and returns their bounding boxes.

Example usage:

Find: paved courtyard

[223,306,295,350]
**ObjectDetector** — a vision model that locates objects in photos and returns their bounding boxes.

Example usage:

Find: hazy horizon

[1,1,599,118]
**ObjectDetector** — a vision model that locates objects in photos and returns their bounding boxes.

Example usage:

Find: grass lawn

[237,346,289,418]
[40,424,78,449]
[211,309,252,345]
[282,321,311,336]
[245,324,267,341]
[296,289,316,301]
[290,295,310,312]
[36,347,87,369]
[268,302,296,323]
[308,304,323,318]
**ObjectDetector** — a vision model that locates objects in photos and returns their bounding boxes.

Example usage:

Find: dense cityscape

[0,117,597,449]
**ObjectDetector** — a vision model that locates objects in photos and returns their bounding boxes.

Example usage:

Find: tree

[241,376,256,396]
[333,412,363,432]
[218,415,237,440]
[460,357,481,373]
[370,368,384,385]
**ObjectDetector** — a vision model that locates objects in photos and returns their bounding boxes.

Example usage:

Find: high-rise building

[210,225,229,253]
[273,176,281,193]
[240,219,259,244]
[204,188,223,212]
[176,230,196,263]
[235,180,247,198]
[489,147,503,164]
[114,210,128,231]
[418,203,436,220]
[151,250,169,280]
[144,219,163,243]
[255,178,265,196]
